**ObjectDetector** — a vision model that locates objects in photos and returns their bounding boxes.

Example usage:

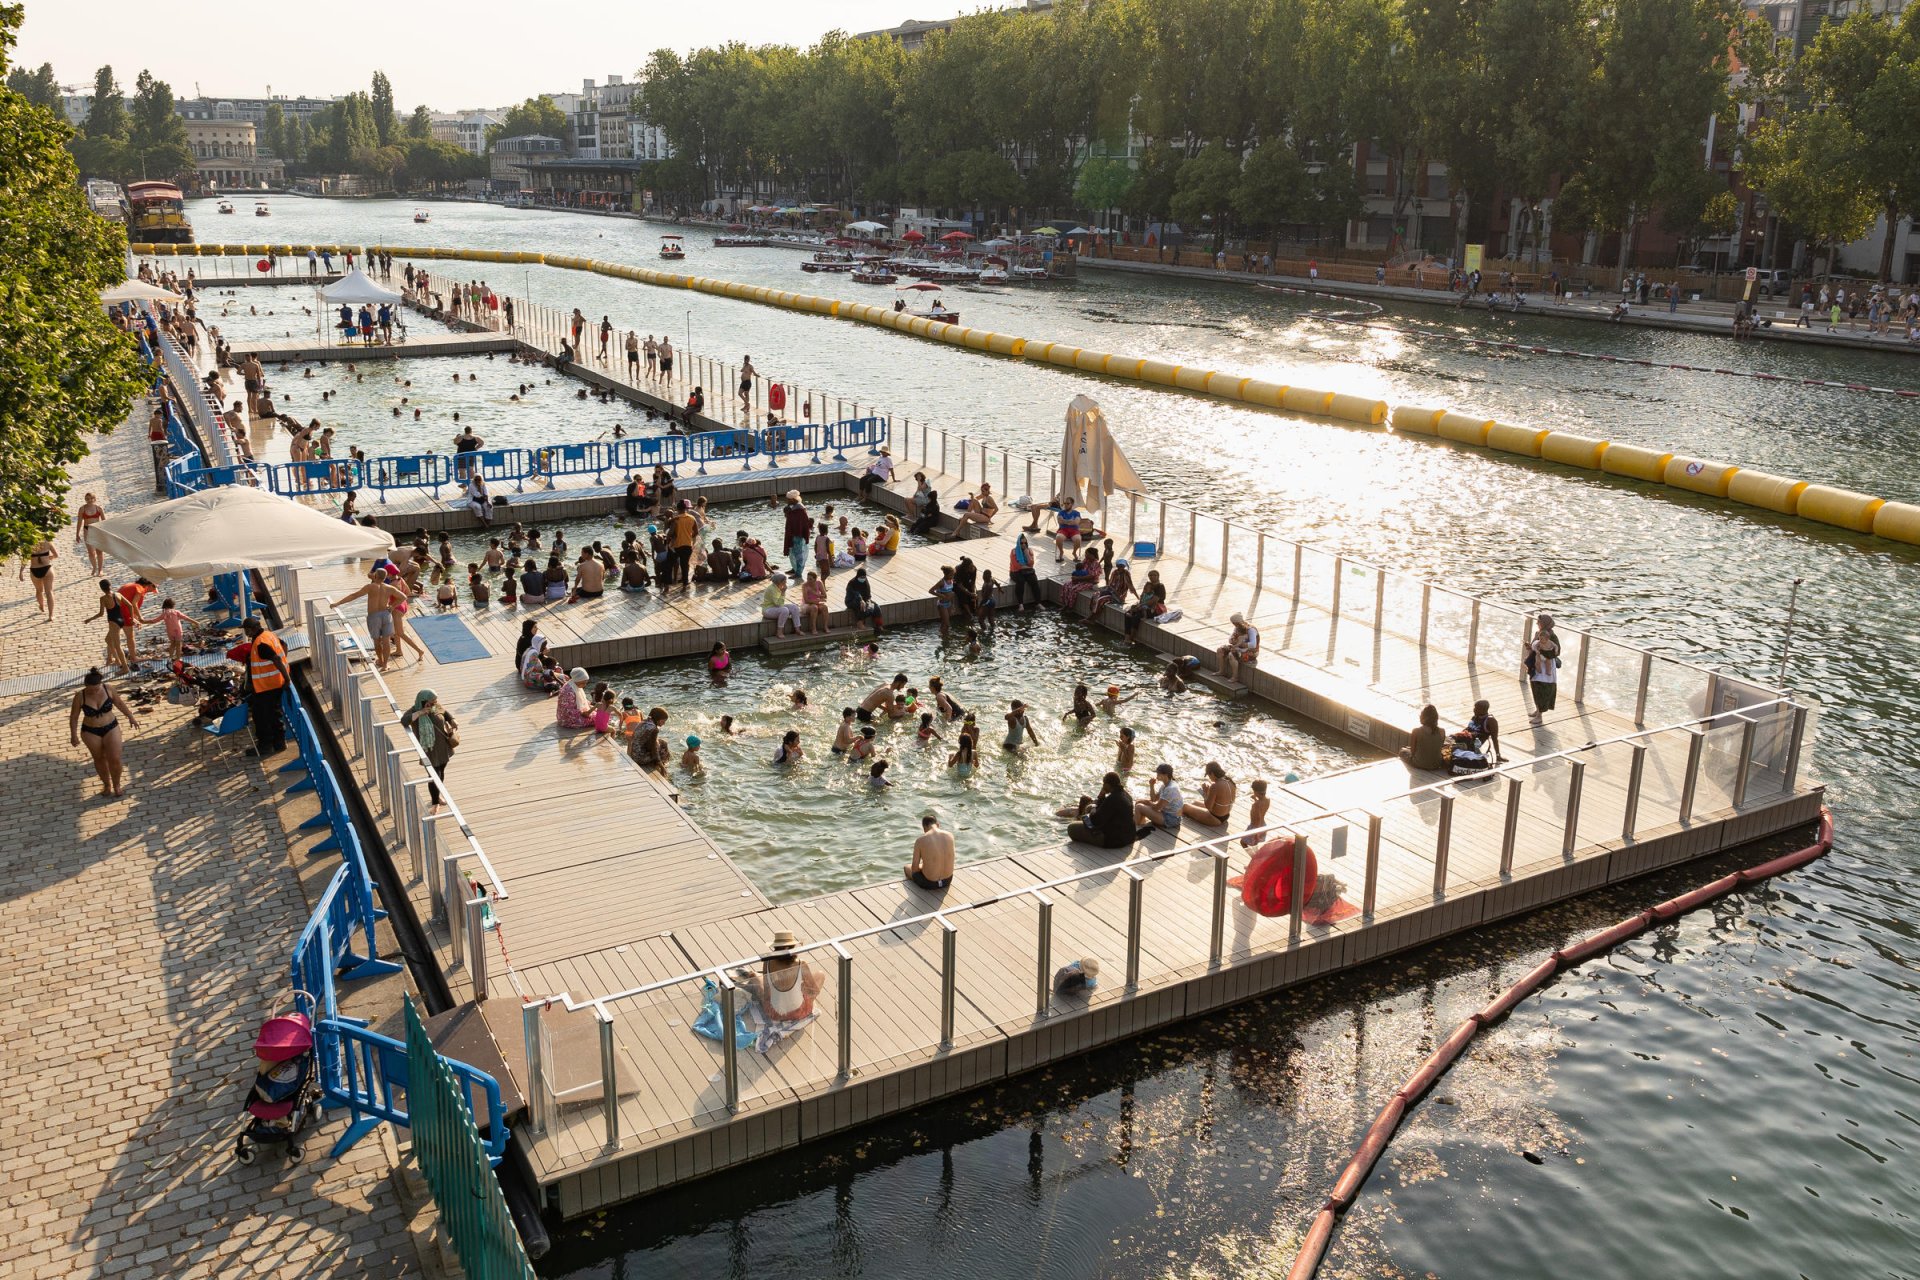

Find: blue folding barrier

[268,458,365,497]
[613,434,687,475]
[459,447,534,493]
[529,440,614,486]
[315,1018,511,1163]
[369,452,453,502]
[687,429,759,474]
[760,424,828,466]
[832,416,890,461]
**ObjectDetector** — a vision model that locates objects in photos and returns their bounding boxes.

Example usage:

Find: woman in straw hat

[741,930,824,1022]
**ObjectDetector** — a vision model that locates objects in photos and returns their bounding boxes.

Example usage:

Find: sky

[12,0,949,108]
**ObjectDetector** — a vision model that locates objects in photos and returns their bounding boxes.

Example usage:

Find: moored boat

[413,209,430,224]
[660,233,686,260]
[799,250,857,273]
[852,261,896,285]
[125,180,193,243]
[216,199,235,215]
[254,201,271,217]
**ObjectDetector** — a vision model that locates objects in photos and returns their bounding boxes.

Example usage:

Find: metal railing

[517,691,1813,1147]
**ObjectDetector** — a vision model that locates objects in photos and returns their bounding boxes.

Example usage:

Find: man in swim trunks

[861,673,908,715]
[905,815,955,893]
[329,568,408,671]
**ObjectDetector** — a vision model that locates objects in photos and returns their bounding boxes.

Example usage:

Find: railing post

[1702,672,1722,723]
[1187,509,1196,564]
[1419,582,1431,650]
[1291,542,1303,603]
[1783,704,1808,794]
[597,1003,619,1148]
[1373,571,1386,643]
[833,942,854,1080]
[1622,744,1648,840]
[1124,868,1145,990]
[1679,728,1706,824]
[1561,760,1586,857]
[1633,652,1653,725]
[1288,831,1311,943]
[1025,457,1033,499]
[1208,848,1230,966]
[1432,797,1454,894]
[1731,716,1758,808]
[1219,520,1229,571]
[441,853,467,949]
[1362,814,1381,919]
[400,779,431,884]
[1255,531,1265,585]
[1573,634,1591,704]
[717,971,741,1112]
[1033,892,1054,1017]
[1127,494,1138,550]
[1500,776,1523,875]
[1329,556,1346,622]
[522,1002,547,1137]
[1466,599,1481,666]
[938,917,958,1049]
[464,895,488,999]
[1157,501,1166,555]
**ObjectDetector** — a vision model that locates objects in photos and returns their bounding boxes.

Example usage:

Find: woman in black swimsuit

[86,580,131,673]
[69,667,137,797]
[19,539,56,620]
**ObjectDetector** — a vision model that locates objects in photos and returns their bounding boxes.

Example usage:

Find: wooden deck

[273,454,1820,1219]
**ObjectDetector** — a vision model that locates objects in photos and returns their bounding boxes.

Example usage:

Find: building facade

[181,119,284,192]
[175,94,335,126]
[431,109,502,155]
[490,133,565,189]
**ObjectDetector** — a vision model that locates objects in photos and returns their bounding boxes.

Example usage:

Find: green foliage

[5,59,54,108]
[128,70,190,181]
[0,4,145,558]
[405,104,432,141]
[260,102,286,158]
[370,70,395,146]
[1074,156,1134,219]
[402,137,484,187]
[1170,142,1242,246]
[65,63,190,183]
[82,65,124,139]
[487,95,567,149]
[1744,110,1879,251]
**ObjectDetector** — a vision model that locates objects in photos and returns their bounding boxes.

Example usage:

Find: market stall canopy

[1032,226,1062,236]
[319,268,401,306]
[1061,227,1094,236]
[845,220,887,234]
[84,486,394,581]
[1057,395,1143,515]
[101,279,177,304]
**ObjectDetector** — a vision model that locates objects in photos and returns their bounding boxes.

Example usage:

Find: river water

[183,199,1920,1278]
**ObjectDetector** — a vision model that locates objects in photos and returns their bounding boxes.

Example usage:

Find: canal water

[181,199,1920,1277]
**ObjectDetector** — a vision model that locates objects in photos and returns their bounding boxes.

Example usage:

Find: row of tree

[8,61,193,185]
[632,0,1761,262]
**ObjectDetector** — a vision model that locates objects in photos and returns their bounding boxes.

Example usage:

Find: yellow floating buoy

[1662,456,1740,498]
[1437,412,1493,446]
[1485,422,1550,457]
[1540,432,1609,470]
[1796,484,1885,533]
[1599,443,1675,483]
[1391,405,1445,436]
[1870,500,1920,545]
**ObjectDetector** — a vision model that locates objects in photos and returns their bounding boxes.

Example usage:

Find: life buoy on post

[1231,837,1317,917]
[768,383,786,413]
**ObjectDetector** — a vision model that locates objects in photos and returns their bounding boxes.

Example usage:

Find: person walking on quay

[401,689,458,807]
[1524,612,1561,725]
[570,308,586,354]
[669,500,699,588]
[20,537,56,621]
[738,355,756,412]
[329,568,407,671]
[644,334,658,377]
[242,617,290,758]
[75,492,107,575]
[783,490,812,579]
[657,336,674,381]
[1008,534,1041,612]
[625,330,640,377]
[598,315,613,362]
[69,667,138,798]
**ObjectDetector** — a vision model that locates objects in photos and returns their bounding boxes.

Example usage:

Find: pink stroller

[235,1000,324,1165]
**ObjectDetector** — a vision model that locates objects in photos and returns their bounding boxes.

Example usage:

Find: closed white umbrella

[84,486,393,581]
[1063,396,1142,516]
[319,267,401,305]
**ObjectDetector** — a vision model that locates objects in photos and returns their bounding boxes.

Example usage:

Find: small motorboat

[713,234,770,247]
[976,264,1010,285]
[660,234,685,260]
[799,250,857,273]
[852,261,896,285]
[253,201,271,217]
[216,200,235,215]
[413,209,430,224]
[895,282,958,325]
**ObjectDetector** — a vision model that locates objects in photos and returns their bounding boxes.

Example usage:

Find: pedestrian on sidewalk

[70,667,137,798]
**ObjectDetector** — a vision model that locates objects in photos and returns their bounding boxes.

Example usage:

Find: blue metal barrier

[760,424,828,466]
[613,434,687,475]
[832,416,889,461]
[529,440,614,486]
[316,1017,511,1164]
[369,452,453,502]
[268,458,365,497]
[460,447,534,493]
[687,429,759,474]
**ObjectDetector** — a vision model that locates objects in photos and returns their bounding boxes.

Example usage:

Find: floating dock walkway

[259,424,1820,1218]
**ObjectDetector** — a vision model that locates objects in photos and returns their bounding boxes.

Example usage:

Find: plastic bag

[691,978,754,1049]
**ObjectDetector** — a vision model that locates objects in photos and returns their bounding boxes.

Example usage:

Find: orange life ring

[1232,837,1317,917]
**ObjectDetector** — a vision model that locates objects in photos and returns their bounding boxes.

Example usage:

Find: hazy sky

[13,0,944,108]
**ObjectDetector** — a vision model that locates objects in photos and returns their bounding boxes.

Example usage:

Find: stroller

[235,995,324,1165]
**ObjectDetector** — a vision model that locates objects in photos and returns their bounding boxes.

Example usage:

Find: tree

[0,4,145,558]
[259,101,285,159]
[5,59,54,109]
[1744,109,1880,267]
[405,104,432,141]
[128,70,191,181]
[1075,155,1134,228]
[1169,141,1242,250]
[82,64,124,139]
[370,70,395,146]
[1233,138,1312,252]
[487,95,567,149]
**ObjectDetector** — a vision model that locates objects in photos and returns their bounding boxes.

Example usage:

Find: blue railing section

[317,1017,512,1165]
[256,417,890,503]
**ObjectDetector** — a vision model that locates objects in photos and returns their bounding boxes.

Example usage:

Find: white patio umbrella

[319,267,401,305]
[845,219,887,234]
[101,279,177,305]
[1057,396,1143,515]
[84,485,393,581]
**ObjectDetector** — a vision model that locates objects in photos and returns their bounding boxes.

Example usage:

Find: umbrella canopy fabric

[101,279,177,304]
[319,268,401,306]
[979,238,1014,250]
[900,229,926,241]
[1032,226,1062,235]
[1061,226,1093,236]
[939,230,974,242]
[1057,396,1143,516]
[84,486,393,581]
[845,219,887,234]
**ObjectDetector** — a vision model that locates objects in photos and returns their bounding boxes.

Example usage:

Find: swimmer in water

[1116,725,1136,773]
[1098,684,1138,714]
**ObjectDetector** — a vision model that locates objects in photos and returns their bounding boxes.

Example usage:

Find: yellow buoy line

[135,242,1920,547]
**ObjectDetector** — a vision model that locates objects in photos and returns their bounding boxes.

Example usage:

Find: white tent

[101,279,177,305]
[845,220,887,235]
[1057,396,1143,515]
[84,486,393,581]
[319,268,401,306]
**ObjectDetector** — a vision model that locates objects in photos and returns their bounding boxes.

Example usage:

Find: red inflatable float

[1232,837,1317,916]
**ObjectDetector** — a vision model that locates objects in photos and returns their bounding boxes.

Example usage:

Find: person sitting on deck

[1133,763,1184,838]
[944,483,999,540]
[1064,773,1137,848]
[1400,704,1447,771]
[739,931,824,1022]
[619,549,652,592]
[859,446,895,500]
[905,814,956,892]
[626,707,670,772]
[1180,761,1237,827]
[1466,698,1504,764]
[1052,501,1084,560]
[737,535,770,581]
[845,568,883,632]
[555,668,595,729]
[761,573,801,636]
[1215,614,1260,681]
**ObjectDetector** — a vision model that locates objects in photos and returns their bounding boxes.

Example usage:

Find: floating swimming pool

[590,611,1370,902]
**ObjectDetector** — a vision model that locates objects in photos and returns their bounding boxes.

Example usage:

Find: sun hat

[770,930,798,952]
[786,489,801,501]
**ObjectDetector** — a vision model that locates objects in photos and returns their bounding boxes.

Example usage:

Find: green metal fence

[403,995,538,1280]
